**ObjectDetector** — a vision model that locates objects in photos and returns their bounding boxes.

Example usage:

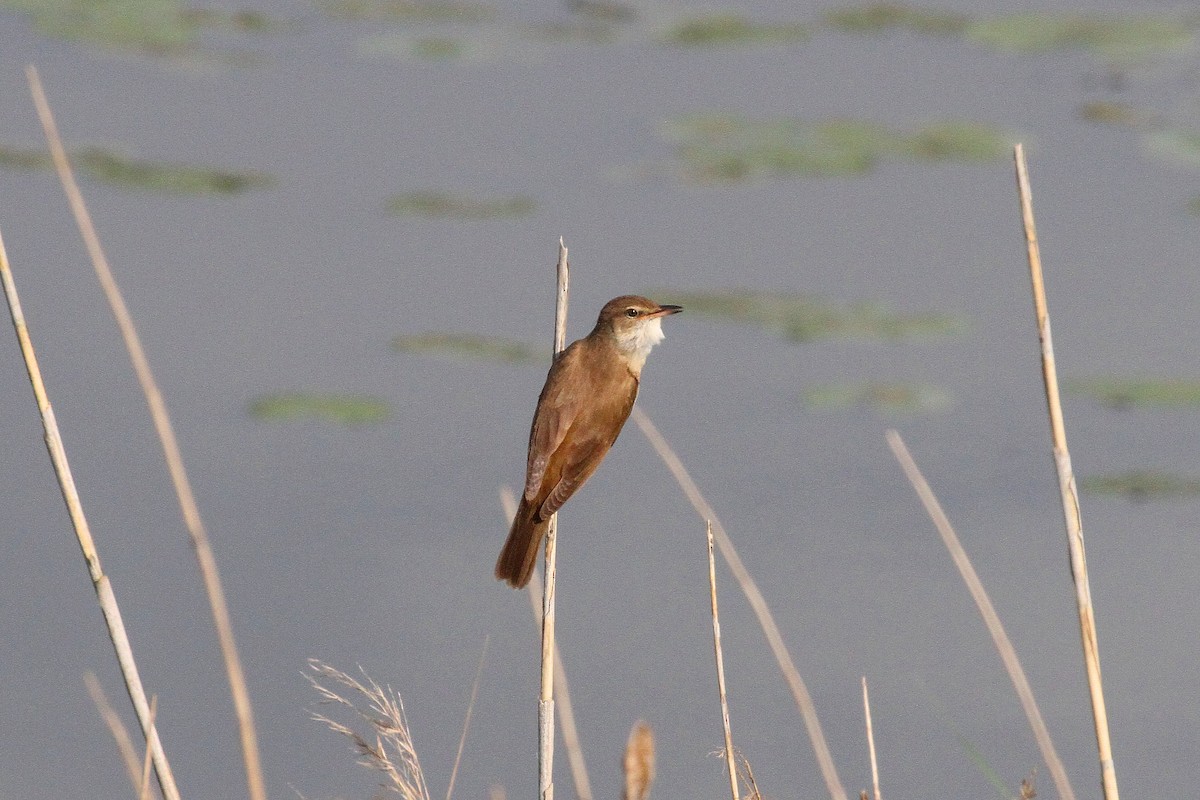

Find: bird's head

[593,295,682,368]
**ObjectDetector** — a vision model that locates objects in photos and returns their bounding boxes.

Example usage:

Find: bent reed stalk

[27,65,266,800]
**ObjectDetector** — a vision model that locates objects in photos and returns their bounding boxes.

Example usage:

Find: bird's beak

[650,304,683,318]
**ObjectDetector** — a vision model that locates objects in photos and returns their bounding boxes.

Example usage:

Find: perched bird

[496,295,682,588]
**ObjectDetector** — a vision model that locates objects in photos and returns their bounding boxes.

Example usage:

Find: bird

[495,295,682,588]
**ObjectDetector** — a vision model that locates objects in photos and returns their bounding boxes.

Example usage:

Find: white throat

[614,317,665,372]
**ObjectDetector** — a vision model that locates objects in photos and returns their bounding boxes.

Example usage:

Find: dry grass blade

[500,487,595,800]
[26,65,266,800]
[308,659,432,800]
[446,635,490,800]
[861,677,880,800]
[630,407,847,800]
[0,226,180,800]
[735,753,763,800]
[84,672,144,795]
[622,721,655,800]
[707,522,739,800]
[886,430,1075,800]
[1014,143,1118,800]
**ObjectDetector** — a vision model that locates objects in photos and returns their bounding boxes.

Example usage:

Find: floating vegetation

[566,0,636,23]
[660,114,1011,183]
[392,332,542,364]
[803,382,952,412]
[387,191,535,218]
[1080,471,1200,502]
[0,0,277,56]
[1067,377,1200,410]
[1078,101,1151,127]
[966,13,1193,61]
[664,289,964,342]
[319,0,494,23]
[661,14,808,47]
[74,148,273,194]
[822,3,967,35]
[1145,128,1200,170]
[0,144,273,194]
[249,393,391,424]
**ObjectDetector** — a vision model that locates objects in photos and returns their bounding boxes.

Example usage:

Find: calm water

[2,2,1199,799]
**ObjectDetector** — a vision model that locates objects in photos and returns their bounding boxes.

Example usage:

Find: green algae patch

[1081,471,1200,502]
[966,13,1193,61]
[249,393,391,424]
[661,14,808,47]
[0,0,279,56]
[319,0,494,22]
[392,333,542,364]
[822,4,967,35]
[1067,377,1200,409]
[387,191,535,218]
[0,144,273,194]
[803,382,952,412]
[661,114,1010,183]
[665,289,965,342]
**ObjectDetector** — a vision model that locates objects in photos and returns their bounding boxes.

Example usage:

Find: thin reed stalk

[84,672,144,795]
[139,697,159,800]
[539,237,569,800]
[500,488,594,800]
[446,635,490,800]
[630,408,847,800]
[707,521,739,800]
[861,678,880,800]
[0,227,181,800]
[1014,143,1119,800]
[886,430,1076,800]
[26,66,266,800]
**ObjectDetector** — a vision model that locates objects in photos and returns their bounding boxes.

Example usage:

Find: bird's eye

[625,308,639,318]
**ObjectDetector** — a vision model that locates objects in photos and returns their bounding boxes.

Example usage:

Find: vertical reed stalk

[540,238,569,800]
[630,408,847,800]
[861,678,880,800]
[1014,143,1118,800]
[0,227,181,800]
[500,488,595,800]
[707,522,739,800]
[27,65,265,800]
[886,430,1075,800]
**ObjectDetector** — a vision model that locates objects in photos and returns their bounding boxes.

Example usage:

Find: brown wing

[523,344,585,503]
[537,378,638,518]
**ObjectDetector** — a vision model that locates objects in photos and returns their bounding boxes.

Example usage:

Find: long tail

[495,494,549,588]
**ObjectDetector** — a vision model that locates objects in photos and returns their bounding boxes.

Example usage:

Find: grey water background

[2,1,1200,798]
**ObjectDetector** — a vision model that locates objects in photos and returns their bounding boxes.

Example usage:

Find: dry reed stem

[706,522,739,800]
[539,237,569,800]
[0,226,181,800]
[621,721,655,800]
[84,671,144,794]
[26,65,266,800]
[630,407,848,800]
[886,430,1075,800]
[1014,143,1119,800]
[734,753,763,800]
[500,487,595,800]
[446,635,490,800]
[861,677,880,800]
[308,659,432,800]
[139,696,159,800]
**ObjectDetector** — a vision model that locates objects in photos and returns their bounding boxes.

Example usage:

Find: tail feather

[495,495,549,588]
